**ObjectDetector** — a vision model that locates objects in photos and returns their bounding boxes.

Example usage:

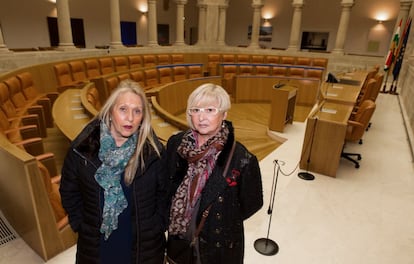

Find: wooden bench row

[88,64,205,107]
[0,71,76,261]
[0,134,77,261]
[207,54,328,75]
[0,72,59,140]
[53,54,186,92]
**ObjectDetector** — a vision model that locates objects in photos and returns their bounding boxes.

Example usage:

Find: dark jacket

[60,119,168,264]
[166,121,263,264]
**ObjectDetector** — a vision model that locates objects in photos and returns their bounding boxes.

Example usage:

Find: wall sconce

[263,19,272,28]
[141,11,147,16]
[377,20,384,24]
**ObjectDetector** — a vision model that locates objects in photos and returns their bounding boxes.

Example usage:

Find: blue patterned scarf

[95,121,137,240]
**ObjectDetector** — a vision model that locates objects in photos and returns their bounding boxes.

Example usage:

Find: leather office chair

[171,54,184,64]
[173,66,188,81]
[188,65,203,79]
[112,56,129,72]
[117,73,131,83]
[266,55,280,64]
[143,54,156,68]
[36,157,68,230]
[341,99,376,168]
[1,80,47,137]
[238,65,254,75]
[236,54,250,63]
[255,65,271,76]
[366,73,384,130]
[84,59,101,78]
[69,60,88,82]
[251,55,264,64]
[130,70,145,87]
[222,54,235,63]
[296,57,311,66]
[128,55,143,69]
[271,66,288,76]
[207,54,221,76]
[288,67,305,78]
[158,67,173,84]
[86,86,102,111]
[156,54,171,65]
[280,56,295,65]
[17,72,58,128]
[144,69,159,90]
[221,65,237,94]
[98,57,114,75]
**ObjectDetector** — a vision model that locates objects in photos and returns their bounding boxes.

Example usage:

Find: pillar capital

[292,0,304,8]
[174,0,188,5]
[400,0,413,10]
[340,0,354,8]
[252,0,265,7]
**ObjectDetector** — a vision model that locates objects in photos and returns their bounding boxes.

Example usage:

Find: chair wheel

[355,164,360,168]
[357,155,361,160]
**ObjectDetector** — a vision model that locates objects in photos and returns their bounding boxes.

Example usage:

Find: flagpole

[381,69,391,93]
[382,19,402,94]
[390,17,412,95]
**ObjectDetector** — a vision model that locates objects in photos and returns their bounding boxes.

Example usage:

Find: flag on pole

[392,18,412,80]
[384,19,402,71]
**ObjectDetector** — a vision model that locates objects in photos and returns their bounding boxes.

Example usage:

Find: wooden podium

[269,85,297,132]
[299,101,353,177]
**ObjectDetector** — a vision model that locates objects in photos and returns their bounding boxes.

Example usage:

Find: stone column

[249,0,264,49]
[110,0,125,49]
[0,24,11,53]
[287,0,304,51]
[332,0,354,54]
[217,1,229,46]
[56,0,76,50]
[395,0,412,29]
[174,0,188,46]
[147,0,159,46]
[196,1,207,45]
[391,0,413,89]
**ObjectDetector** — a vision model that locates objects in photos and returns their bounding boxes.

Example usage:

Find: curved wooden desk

[299,70,368,177]
[52,88,91,141]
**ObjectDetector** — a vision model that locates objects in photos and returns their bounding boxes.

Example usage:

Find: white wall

[0,0,400,55]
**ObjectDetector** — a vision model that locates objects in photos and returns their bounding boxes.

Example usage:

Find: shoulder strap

[223,141,236,177]
[192,141,237,244]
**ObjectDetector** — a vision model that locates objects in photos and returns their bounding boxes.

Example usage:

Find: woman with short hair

[166,83,263,264]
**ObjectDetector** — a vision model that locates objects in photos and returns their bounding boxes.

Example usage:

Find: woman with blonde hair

[166,83,263,263]
[60,79,168,263]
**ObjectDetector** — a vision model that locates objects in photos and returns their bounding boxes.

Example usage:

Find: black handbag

[167,141,236,264]
[166,236,195,264]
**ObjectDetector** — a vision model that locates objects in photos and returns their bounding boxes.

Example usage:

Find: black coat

[166,121,263,264]
[60,119,168,264]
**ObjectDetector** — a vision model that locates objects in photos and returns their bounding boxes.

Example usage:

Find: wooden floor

[152,102,312,161]
[45,102,312,173]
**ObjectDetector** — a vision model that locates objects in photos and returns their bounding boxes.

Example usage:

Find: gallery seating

[98,57,114,75]
[113,56,129,72]
[84,59,101,78]
[0,51,331,263]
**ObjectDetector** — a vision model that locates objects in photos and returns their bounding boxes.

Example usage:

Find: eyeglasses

[188,107,221,115]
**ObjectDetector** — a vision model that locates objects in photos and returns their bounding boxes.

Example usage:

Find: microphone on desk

[273,79,290,89]
[273,82,285,89]
[326,72,339,83]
